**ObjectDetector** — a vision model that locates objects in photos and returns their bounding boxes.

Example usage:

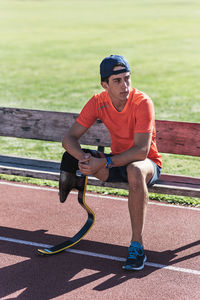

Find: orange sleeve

[76,96,98,128]
[134,98,154,133]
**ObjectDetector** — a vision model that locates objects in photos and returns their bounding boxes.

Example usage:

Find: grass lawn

[0,0,199,205]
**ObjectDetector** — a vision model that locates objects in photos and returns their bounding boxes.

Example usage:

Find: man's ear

[101,81,108,90]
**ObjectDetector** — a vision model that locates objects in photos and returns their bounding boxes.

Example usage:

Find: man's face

[102,66,131,103]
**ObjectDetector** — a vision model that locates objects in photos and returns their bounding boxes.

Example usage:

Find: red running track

[0,180,199,300]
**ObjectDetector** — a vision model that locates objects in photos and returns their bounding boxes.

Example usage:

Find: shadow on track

[0,226,199,299]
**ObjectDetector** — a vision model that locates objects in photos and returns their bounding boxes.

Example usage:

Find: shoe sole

[122,255,147,271]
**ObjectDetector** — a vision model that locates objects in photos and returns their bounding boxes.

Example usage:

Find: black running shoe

[122,241,147,271]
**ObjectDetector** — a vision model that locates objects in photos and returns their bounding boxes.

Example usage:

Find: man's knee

[126,162,146,187]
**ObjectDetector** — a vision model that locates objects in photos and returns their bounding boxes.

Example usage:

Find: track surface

[0,180,199,300]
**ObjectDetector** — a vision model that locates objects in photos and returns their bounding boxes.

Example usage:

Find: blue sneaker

[123,241,147,271]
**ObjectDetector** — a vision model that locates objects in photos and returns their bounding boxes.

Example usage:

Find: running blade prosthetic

[37,176,95,255]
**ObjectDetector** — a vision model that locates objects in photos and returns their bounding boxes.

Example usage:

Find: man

[59,55,162,271]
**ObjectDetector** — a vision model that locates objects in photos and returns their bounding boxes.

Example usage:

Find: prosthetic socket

[59,150,102,203]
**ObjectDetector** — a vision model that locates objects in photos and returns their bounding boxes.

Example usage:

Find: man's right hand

[79,153,91,164]
[78,154,106,176]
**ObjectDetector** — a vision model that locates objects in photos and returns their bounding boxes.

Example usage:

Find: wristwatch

[106,156,113,169]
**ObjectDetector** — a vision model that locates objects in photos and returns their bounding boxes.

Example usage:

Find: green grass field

[0,0,199,205]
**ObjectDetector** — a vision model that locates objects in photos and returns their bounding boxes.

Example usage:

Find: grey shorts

[106,157,161,187]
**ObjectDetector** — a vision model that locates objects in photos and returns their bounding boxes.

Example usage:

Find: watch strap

[106,156,113,169]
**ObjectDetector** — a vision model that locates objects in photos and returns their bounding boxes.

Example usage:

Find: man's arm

[77,132,152,176]
[62,121,89,161]
[62,121,106,176]
[111,132,152,167]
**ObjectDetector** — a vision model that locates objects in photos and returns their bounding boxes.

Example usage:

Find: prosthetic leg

[37,151,95,255]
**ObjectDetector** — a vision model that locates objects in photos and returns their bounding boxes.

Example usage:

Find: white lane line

[0,236,199,275]
[0,180,199,211]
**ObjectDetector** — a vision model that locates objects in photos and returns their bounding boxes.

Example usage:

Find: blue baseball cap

[100,55,130,80]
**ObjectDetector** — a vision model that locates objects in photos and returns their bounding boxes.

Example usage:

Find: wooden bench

[0,107,199,198]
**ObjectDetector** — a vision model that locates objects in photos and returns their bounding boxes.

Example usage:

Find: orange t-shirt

[77,88,162,168]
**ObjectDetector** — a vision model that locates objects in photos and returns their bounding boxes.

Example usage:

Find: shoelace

[128,245,144,259]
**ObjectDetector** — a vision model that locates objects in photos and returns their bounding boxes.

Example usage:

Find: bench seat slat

[0,166,60,181]
[0,155,199,198]
[158,174,200,185]
[0,155,60,170]
[87,178,200,198]
[0,165,199,197]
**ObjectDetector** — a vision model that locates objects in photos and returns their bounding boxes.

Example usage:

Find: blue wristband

[106,157,113,169]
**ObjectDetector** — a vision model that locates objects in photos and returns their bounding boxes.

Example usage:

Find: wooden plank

[155,120,200,156]
[0,155,60,171]
[0,166,60,181]
[1,155,199,186]
[0,155,60,180]
[160,173,200,185]
[0,107,111,146]
[1,107,200,156]
[0,155,199,197]
[0,165,199,197]
[87,178,200,198]
[148,184,200,198]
